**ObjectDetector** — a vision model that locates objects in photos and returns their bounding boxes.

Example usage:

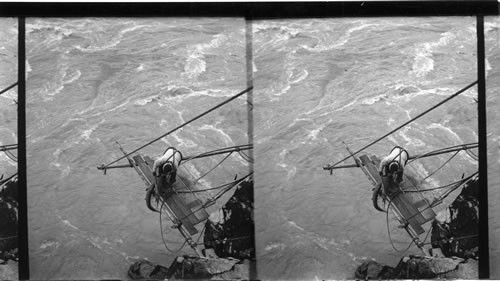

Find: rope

[408,142,478,164]
[386,199,414,253]
[0,82,17,96]
[325,81,478,170]
[0,144,17,152]
[193,152,233,185]
[465,149,479,161]
[418,150,459,184]
[173,174,252,223]
[237,150,253,163]
[159,198,187,253]
[182,144,252,163]
[4,150,17,162]
[398,172,478,223]
[174,173,252,194]
[404,171,478,193]
[102,87,252,169]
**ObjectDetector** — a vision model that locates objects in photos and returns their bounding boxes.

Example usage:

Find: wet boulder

[128,259,169,280]
[355,256,477,279]
[355,260,395,279]
[431,177,478,259]
[166,255,250,280]
[128,256,251,280]
[203,179,255,260]
[0,260,18,280]
[0,178,17,262]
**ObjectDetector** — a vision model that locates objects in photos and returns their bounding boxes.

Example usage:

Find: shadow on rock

[355,176,479,279]
[128,179,255,280]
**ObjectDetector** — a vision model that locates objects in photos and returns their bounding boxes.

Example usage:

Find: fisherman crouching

[378,146,409,197]
[153,147,182,196]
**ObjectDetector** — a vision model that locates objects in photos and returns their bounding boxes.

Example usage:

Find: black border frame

[2,2,497,279]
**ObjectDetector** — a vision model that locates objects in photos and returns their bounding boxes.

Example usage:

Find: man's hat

[162,162,173,174]
[388,161,400,173]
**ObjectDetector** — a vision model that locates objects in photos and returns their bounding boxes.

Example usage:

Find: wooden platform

[131,154,209,235]
[358,154,436,235]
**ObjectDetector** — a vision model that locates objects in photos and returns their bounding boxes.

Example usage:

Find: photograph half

[0,17,18,281]
[254,17,481,280]
[26,18,254,279]
[485,16,500,279]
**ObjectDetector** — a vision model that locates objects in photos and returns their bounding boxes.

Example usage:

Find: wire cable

[193,152,233,185]
[0,82,17,96]
[325,81,478,170]
[159,198,187,253]
[102,87,252,168]
[418,150,460,184]
[386,199,414,253]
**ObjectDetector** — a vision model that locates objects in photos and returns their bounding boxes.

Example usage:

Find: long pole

[324,81,478,171]
[0,82,18,95]
[324,143,478,170]
[100,87,252,169]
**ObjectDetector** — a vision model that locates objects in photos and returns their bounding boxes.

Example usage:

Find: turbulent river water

[26,18,249,279]
[15,16,500,280]
[253,17,498,279]
[0,18,18,179]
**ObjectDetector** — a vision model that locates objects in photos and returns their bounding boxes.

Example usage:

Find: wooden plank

[359,155,382,185]
[401,172,436,222]
[143,157,209,226]
[132,154,207,236]
[370,156,434,226]
[360,154,434,235]
[391,195,425,235]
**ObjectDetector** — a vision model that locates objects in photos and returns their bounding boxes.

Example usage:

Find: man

[153,147,182,196]
[378,146,409,197]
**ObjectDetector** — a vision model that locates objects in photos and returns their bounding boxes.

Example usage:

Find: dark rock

[0,260,18,280]
[203,179,255,260]
[0,178,17,261]
[355,260,395,279]
[431,177,478,259]
[355,256,477,279]
[353,176,480,279]
[393,256,463,279]
[166,255,248,280]
[128,259,169,280]
[442,258,478,279]
[127,179,255,279]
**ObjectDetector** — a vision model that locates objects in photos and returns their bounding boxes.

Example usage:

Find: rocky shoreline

[356,177,479,279]
[128,179,255,280]
[0,177,18,280]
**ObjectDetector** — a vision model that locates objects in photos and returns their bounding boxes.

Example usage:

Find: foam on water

[183,34,228,79]
[410,31,457,78]
[40,241,60,250]
[264,242,286,252]
[254,18,481,279]
[302,22,378,52]
[427,122,463,144]
[199,124,234,146]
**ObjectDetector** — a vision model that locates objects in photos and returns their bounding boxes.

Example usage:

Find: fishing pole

[323,142,478,172]
[99,144,252,173]
[0,144,17,152]
[98,87,252,172]
[0,82,17,96]
[323,81,478,171]
[182,144,253,162]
